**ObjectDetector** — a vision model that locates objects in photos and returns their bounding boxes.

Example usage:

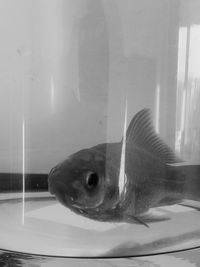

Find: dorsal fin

[124,108,181,164]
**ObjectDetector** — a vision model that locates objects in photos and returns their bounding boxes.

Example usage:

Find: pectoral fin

[124,211,170,227]
[124,214,149,228]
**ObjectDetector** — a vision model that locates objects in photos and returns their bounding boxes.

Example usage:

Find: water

[0,0,200,259]
[0,192,200,257]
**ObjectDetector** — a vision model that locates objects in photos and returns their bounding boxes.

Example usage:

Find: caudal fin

[176,164,200,201]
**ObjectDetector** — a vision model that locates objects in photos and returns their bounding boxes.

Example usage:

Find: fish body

[48,109,200,226]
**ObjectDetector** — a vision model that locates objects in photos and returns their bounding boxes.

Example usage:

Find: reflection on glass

[22,119,25,225]
[176,25,200,161]
[155,84,160,133]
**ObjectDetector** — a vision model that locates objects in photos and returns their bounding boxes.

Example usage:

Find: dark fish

[48,109,200,227]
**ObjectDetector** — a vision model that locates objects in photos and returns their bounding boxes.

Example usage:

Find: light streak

[22,119,25,225]
[50,76,55,112]
[118,98,128,197]
[155,84,160,133]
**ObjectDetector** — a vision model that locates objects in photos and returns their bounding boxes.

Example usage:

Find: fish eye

[85,172,99,190]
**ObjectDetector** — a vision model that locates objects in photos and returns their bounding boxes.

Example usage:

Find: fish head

[48,148,115,215]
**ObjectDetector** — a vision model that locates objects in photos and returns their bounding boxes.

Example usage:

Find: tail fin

[174,164,200,201]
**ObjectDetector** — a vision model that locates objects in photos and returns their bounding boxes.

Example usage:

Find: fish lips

[49,181,75,206]
[49,180,102,212]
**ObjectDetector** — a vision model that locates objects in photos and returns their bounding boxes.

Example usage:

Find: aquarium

[0,0,200,259]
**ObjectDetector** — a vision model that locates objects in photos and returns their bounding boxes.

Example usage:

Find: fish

[48,108,200,227]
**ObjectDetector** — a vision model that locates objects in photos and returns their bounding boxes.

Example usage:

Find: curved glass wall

[0,0,200,258]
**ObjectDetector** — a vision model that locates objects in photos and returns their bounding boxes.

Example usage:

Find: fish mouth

[49,181,87,212]
[49,181,103,215]
[49,181,74,206]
